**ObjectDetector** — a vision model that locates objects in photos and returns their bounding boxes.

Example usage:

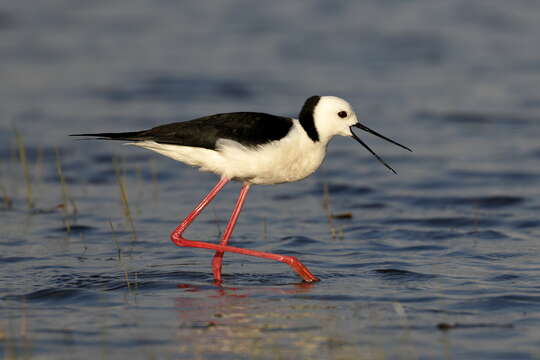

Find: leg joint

[170,232,187,247]
[284,256,300,266]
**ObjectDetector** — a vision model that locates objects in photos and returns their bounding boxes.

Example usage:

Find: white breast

[132,121,327,185]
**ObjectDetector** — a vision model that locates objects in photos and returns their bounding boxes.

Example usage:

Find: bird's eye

[338,111,348,118]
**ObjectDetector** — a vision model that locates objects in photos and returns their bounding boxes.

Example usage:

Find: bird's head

[299,95,412,174]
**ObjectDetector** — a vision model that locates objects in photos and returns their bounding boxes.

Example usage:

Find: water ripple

[4,288,107,304]
[452,295,540,311]
[280,235,319,246]
[384,216,499,228]
[0,256,38,263]
[372,268,437,281]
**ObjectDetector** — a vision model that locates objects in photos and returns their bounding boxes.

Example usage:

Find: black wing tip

[69,133,117,141]
[70,132,114,137]
[69,132,143,140]
[70,133,100,137]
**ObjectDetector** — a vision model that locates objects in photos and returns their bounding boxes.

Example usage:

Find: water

[2,1,540,359]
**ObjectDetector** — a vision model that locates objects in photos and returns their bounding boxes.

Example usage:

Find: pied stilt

[72,95,411,283]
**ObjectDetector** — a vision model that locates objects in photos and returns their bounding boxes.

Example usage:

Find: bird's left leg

[212,183,250,282]
[170,177,229,244]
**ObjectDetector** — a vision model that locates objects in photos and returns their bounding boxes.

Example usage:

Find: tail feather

[70,131,145,141]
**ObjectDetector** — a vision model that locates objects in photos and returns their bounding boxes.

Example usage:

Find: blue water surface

[1,1,540,359]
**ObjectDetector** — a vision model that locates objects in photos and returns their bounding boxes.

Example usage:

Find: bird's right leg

[170,176,319,283]
[170,177,229,243]
[172,239,319,282]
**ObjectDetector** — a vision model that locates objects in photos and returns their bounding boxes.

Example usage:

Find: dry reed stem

[34,147,44,191]
[322,183,337,240]
[322,183,344,240]
[0,156,13,208]
[113,157,137,241]
[134,163,144,215]
[55,148,78,232]
[149,158,160,204]
[14,130,34,209]
[3,304,32,360]
[0,183,13,209]
[110,220,132,291]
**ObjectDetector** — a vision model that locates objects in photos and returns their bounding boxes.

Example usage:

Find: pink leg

[170,179,319,283]
[212,183,250,282]
[170,177,229,237]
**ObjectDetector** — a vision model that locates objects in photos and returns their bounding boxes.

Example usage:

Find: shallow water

[2,1,540,359]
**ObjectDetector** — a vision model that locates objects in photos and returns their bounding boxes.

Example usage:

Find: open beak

[350,123,412,174]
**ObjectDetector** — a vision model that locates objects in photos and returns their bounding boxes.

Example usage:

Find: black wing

[71,112,294,150]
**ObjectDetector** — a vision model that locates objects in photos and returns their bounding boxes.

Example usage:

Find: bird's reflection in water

[176,280,315,297]
[173,281,322,357]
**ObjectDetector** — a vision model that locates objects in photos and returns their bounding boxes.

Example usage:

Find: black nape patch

[298,95,321,142]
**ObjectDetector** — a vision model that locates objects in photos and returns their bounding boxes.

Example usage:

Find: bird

[72,95,411,283]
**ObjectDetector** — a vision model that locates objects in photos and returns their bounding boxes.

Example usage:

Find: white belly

[132,130,326,185]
